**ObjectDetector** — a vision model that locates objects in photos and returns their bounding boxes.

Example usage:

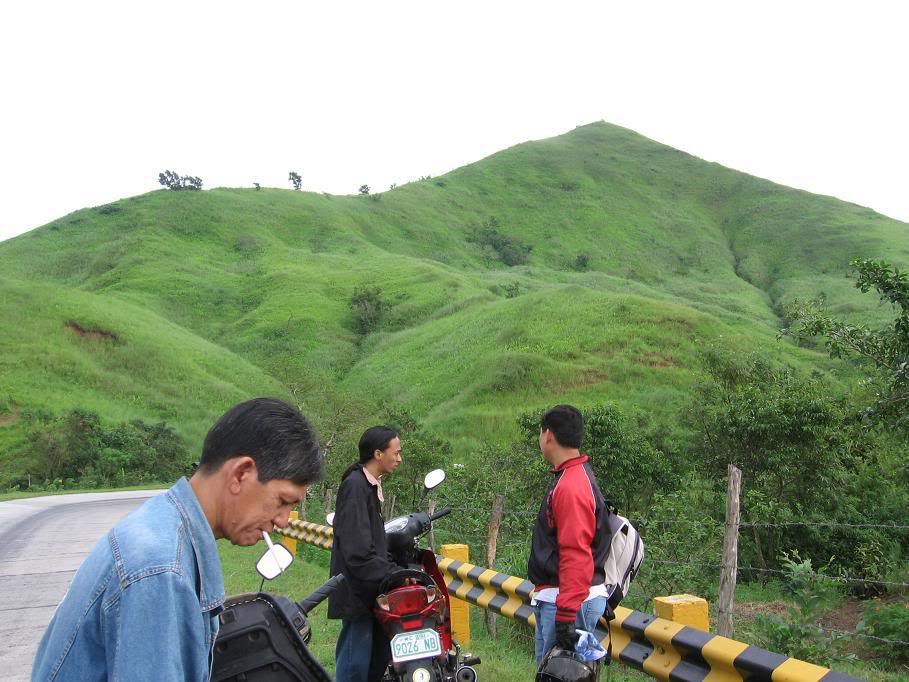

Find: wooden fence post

[485,494,505,638]
[718,464,742,638]
[323,487,333,515]
[383,494,396,520]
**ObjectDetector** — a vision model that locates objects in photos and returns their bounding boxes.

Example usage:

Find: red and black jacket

[527,455,611,623]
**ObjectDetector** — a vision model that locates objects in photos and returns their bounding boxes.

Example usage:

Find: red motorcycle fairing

[373,549,454,671]
[417,549,453,652]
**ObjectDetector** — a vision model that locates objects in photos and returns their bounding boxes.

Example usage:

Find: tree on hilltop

[358,184,370,195]
[288,171,302,191]
[158,170,202,191]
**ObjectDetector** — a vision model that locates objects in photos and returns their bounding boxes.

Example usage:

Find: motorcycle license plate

[390,628,442,663]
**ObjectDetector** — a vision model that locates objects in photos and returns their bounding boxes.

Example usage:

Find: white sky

[1,1,907,242]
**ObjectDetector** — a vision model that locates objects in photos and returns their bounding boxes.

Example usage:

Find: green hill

[1,121,906,479]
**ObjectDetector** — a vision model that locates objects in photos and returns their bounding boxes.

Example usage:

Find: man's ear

[224,456,257,494]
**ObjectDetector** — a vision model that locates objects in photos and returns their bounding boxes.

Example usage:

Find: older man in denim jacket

[32,398,323,681]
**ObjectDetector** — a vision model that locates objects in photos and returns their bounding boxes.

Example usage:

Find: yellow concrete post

[282,510,299,556]
[440,543,471,645]
[653,594,710,631]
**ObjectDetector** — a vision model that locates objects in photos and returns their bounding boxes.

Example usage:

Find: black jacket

[327,465,394,620]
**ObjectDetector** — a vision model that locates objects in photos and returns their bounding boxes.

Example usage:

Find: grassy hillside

[1,121,906,477]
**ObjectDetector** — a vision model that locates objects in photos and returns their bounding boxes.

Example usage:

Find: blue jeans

[533,596,608,664]
[335,614,391,682]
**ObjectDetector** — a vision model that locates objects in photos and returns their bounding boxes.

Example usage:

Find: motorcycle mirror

[423,469,446,491]
[256,531,294,580]
[325,512,335,527]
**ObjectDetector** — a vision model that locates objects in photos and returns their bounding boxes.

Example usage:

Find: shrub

[349,286,387,335]
[631,477,724,602]
[754,552,850,666]
[233,235,262,255]
[504,281,521,298]
[859,600,909,663]
[24,410,189,487]
[467,217,531,266]
[573,253,590,271]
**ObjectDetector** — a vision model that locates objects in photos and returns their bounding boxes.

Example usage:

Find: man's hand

[554,620,580,651]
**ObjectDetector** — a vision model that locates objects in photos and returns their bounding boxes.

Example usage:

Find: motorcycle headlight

[412,668,431,682]
[384,517,409,533]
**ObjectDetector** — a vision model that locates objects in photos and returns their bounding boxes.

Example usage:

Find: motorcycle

[372,469,481,682]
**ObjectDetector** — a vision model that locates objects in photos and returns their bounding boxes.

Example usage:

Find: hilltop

[1,121,907,479]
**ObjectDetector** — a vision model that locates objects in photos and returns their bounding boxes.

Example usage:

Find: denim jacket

[32,478,225,681]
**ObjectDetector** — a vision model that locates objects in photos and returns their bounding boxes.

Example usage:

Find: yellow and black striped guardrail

[276,520,860,682]
[280,518,334,551]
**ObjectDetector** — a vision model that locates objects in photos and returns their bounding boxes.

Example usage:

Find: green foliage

[93,203,121,215]
[503,281,521,298]
[631,477,724,603]
[158,170,202,191]
[859,600,909,663]
[288,171,302,190]
[467,217,532,266]
[2,121,909,528]
[693,349,846,504]
[379,406,452,510]
[689,348,909,584]
[573,253,590,271]
[349,285,388,335]
[754,551,851,666]
[787,259,909,431]
[358,184,370,195]
[580,404,677,515]
[22,409,188,487]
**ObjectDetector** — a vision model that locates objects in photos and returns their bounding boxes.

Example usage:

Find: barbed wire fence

[301,471,909,655]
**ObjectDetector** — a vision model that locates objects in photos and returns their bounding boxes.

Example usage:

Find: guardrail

[276,519,860,682]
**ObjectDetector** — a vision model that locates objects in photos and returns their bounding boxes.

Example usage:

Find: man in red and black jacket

[527,404,612,664]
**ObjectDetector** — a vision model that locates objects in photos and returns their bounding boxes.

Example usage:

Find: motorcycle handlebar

[429,507,452,521]
[297,574,346,615]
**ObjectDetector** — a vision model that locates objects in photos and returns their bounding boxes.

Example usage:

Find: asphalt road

[0,490,162,681]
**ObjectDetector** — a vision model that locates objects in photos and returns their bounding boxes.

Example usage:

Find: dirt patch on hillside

[819,597,868,632]
[736,601,790,619]
[65,321,118,343]
[551,368,611,390]
[635,350,680,368]
[0,410,20,426]
[738,595,899,632]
